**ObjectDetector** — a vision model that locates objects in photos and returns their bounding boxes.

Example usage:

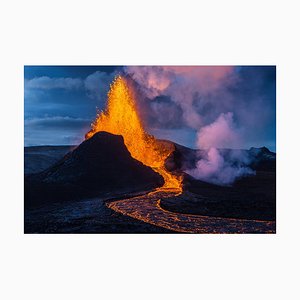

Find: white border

[1,1,299,299]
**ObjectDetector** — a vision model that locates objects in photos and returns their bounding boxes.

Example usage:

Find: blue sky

[24,66,276,151]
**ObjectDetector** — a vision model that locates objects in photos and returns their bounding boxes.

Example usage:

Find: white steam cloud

[124,66,256,185]
[196,112,241,149]
[187,113,254,185]
[186,148,255,185]
[125,66,236,129]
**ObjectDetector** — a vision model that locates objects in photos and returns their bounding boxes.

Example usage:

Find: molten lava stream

[85,75,182,191]
[84,75,275,233]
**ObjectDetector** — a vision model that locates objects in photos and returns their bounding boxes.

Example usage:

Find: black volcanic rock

[25,132,164,207]
[249,147,276,171]
[163,141,276,173]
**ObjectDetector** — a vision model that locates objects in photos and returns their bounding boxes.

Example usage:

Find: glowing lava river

[86,75,275,233]
[106,188,275,233]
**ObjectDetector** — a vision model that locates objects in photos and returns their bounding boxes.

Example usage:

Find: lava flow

[84,75,275,233]
[85,75,182,190]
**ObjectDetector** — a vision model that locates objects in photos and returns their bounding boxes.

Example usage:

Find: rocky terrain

[25,132,163,209]
[24,132,276,233]
[162,145,276,221]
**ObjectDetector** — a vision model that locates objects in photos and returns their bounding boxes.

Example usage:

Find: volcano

[24,74,275,234]
[25,131,164,207]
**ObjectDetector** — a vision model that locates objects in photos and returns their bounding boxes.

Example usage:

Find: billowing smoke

[125,66,236,129]
[185,148,255,185]
[185,112,255,185]
[196,112,241,149]
[124,66,260,185]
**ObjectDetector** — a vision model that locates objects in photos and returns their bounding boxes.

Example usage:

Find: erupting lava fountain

[85,75,182,191]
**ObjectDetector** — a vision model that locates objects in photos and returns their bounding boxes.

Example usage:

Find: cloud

[24,116,91,146]
[196,112,241,149]
[124,66,271,185]
[25,76,84,90]
[84,71,118,101]
[185,148,255,185]
[24,70,121,146]
[184,112,255,185]
[124,66,276,151]
[125,66,236,130]
[146,96,184,129]
[125,66,234,97]
[24,71,118,102]
[24,66,276,153]
[25,116,91,128]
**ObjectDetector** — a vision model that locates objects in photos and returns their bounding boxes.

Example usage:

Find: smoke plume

[184,113,255,185]
[124,66,261,185]
[186,148,255,185]
[125,66,236,129]
[196,112,241,149]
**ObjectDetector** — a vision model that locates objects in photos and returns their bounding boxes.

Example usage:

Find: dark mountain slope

[25,132,163,207]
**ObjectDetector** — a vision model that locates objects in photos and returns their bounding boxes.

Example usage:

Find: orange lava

[86,75,182,190]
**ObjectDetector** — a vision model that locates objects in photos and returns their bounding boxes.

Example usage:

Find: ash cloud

[125,66,236,130]
[147,96,184,129]
[124,66,273,185]
[124,66,275,150]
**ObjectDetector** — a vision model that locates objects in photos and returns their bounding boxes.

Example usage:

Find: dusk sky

[24,66,276,151]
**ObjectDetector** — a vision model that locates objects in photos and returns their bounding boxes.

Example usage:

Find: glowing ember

[86,75,182,190]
